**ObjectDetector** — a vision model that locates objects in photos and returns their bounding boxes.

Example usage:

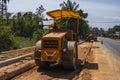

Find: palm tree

[77,9,90,39]
[59,0,79,31]
[60,0,79,10]
[59,0,90,39]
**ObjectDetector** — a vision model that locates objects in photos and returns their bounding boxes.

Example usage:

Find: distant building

[114,31,120,39]
[39,19,54,29]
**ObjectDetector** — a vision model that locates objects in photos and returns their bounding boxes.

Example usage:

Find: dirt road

[0,47,35,61]
[12,42,92,80]
[5,41,120,80]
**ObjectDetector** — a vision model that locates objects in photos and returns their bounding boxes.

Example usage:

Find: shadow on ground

[83,61,99,70]
[37,60,82,80]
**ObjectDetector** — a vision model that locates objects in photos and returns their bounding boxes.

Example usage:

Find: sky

[7,0,120,30]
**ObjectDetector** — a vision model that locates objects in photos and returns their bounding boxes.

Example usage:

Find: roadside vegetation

[105,25,120,39]
[59,0,90,39]
[0,0,89,52]
[0,1,47,51]
[90,25,120,39]
[0,0,119,52]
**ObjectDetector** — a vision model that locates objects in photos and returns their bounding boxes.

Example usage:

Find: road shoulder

[90,42,120,80]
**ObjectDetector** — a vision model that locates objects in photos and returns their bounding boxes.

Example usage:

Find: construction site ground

[0,41,120,80]
[0,47,35,61]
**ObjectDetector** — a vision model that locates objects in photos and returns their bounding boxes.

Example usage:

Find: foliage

[106,25,120,37]
[59,0,90,39]
[0,0,10,24]
[92,27,100,36]
[112,25,120,32]
[33,29,49,41]
[79,19,90,39]
[13,37,36,48]
[78,9,88,19]
[0,5,46,51]
[0,0,10,4]
[89,27,105,37]
[59,0,79,30]
[99,28,105,36]
[36,5,46,18]
[11,12,40,39]
[60,0,79,10]
[0,26,17,51]
[78,9,89,39]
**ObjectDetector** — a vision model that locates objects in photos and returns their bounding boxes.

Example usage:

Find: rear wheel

[62,41,78,70]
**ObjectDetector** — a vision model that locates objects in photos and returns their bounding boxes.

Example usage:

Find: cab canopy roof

[47,9,80,19]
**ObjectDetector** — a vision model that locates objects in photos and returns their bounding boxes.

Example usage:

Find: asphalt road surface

[99,37,120,58]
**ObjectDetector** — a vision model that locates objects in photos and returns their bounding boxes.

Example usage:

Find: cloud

[76,0,120,29]
[77,0,120,15]
[7,0,120,30]
[104,16,120,20]
[8,0,66,13]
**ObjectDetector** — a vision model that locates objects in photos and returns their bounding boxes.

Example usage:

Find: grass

[15,37,37,49]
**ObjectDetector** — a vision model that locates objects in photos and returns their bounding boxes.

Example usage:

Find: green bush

[13,37,36,48]
[0,26,17,51]
[32,29,49,41]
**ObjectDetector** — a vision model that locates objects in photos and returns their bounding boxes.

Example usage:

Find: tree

[79,19,89,39]
[59,0,90,39]
[6,12,12,24]
[113,25,120,32]
[59,0,79,30]
[60,0,79,10]
[78,9,89,39]
[36,5,45,18]
[0,0,9,12]
[78,9,88,19]
[100,28,105,36]
[11,12,40,39]
[106,25,120,38]
[36,5,46,29]
[92,27,100,36]
[0,0,10,24]
[0,25,16,51]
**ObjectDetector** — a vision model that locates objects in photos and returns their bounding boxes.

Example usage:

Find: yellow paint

[47,9,80,19]
[41,49,61,62]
